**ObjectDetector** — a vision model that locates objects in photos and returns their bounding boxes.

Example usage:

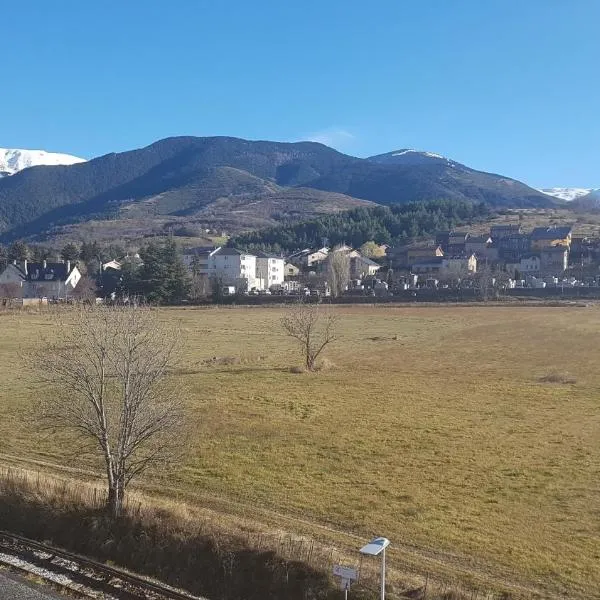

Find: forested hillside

[230,200,492,252]
[0,136,551,243]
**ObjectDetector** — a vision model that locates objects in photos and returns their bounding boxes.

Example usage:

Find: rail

[0,531,206,599]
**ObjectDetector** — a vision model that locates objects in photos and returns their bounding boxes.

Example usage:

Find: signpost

[359,537,390,600]
[333,565,358,600]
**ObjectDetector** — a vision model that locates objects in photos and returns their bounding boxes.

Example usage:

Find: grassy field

[1,305,600,598]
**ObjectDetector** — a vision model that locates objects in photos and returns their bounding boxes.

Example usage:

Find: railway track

[0,531,206,600]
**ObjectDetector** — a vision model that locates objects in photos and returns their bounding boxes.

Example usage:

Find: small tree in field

[34,306,186,517]
[282,303,337,371]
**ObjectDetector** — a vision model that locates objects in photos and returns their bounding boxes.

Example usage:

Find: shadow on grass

[0,473,337,600]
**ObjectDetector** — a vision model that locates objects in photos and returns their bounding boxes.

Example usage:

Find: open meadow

[1,304,600,598]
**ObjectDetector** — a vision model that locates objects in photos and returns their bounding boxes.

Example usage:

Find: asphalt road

[0,571,62,599]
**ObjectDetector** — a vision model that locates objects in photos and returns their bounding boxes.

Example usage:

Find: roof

[530,226,572,240]
[466,236,492,244]
[412,257,444,266]
[445,254,476,260]
[25,263,72,282]
[353,256,380,267]
[287,248,328,260]
[491,224,521,230]
[287,248,311,259]
[255,251,283,259]
[183,246,219,256]
[213,247,248,257]
[1,263,27,280]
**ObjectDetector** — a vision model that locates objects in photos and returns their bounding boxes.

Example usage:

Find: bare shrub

[281,303,337,372]
[538,371,577,384]
[202,355,242,366]
[313,358,336,372]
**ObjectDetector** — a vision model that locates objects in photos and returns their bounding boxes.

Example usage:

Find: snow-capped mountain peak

[0,148,86,177]
[539,187,593,202]
[369,148,458,168]
[391,149,446,160]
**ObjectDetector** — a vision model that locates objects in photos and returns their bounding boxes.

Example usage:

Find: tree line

[229,199,492,253]
[0,240,126,269]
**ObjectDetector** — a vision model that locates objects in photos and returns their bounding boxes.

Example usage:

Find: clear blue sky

[2,0,598,188]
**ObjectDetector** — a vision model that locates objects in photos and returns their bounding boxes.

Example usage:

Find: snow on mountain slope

[539,187,592,202]
[369,149,458,167]
[0,148,86,177]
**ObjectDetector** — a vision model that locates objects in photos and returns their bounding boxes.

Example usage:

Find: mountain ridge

[0,136,556,243]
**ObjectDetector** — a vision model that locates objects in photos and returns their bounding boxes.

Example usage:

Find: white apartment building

[209,247,257,291]
[182,246,221,275]
[255,252,285,289]
[183,247,285,291]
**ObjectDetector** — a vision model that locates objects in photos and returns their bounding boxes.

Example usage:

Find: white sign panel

[359,536,390,556]
[333,565,358,581]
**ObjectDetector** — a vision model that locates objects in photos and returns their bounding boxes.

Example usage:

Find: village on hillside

[2,222,600,304]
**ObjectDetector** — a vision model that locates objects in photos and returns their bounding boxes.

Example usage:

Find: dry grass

[462,207,600,237]
[1,304,600,598]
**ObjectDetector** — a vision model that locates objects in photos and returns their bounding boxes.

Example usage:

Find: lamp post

[359,537,390,600]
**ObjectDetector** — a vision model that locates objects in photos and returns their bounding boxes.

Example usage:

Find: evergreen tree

[80,241,101,263]
[61,243,80,262]
[230,200,491,253]
[30,245,55,262]
[8,241,30,261]
[136,239,190,304]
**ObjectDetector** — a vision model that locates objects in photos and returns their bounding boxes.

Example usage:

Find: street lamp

[359,537,390,600]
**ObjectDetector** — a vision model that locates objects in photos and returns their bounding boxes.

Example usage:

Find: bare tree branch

[326,246,350,298]
[32,305,186,517]
[281,303,337,371]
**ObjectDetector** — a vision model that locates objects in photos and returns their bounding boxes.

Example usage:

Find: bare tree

[326,246,350,297]
[34,306,185,517]
[0,282,22,299]
[474,263,502,301]
[281,303,337,371]
[71,275,98,303]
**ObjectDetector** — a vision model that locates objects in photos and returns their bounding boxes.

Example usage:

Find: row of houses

[285,245,382,277]
[182,245,383,293]
[389,224,574,278]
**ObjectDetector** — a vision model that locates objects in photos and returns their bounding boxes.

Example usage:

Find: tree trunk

[107,476,125,517]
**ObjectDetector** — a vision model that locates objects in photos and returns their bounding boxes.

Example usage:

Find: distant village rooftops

[466,235,492,244]
[490,224,522,237]
[530,225,573,240]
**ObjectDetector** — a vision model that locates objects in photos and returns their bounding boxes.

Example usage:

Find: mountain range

[0,136,558,243]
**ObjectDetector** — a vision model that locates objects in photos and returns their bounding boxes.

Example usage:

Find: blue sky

[2,0,598,188]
